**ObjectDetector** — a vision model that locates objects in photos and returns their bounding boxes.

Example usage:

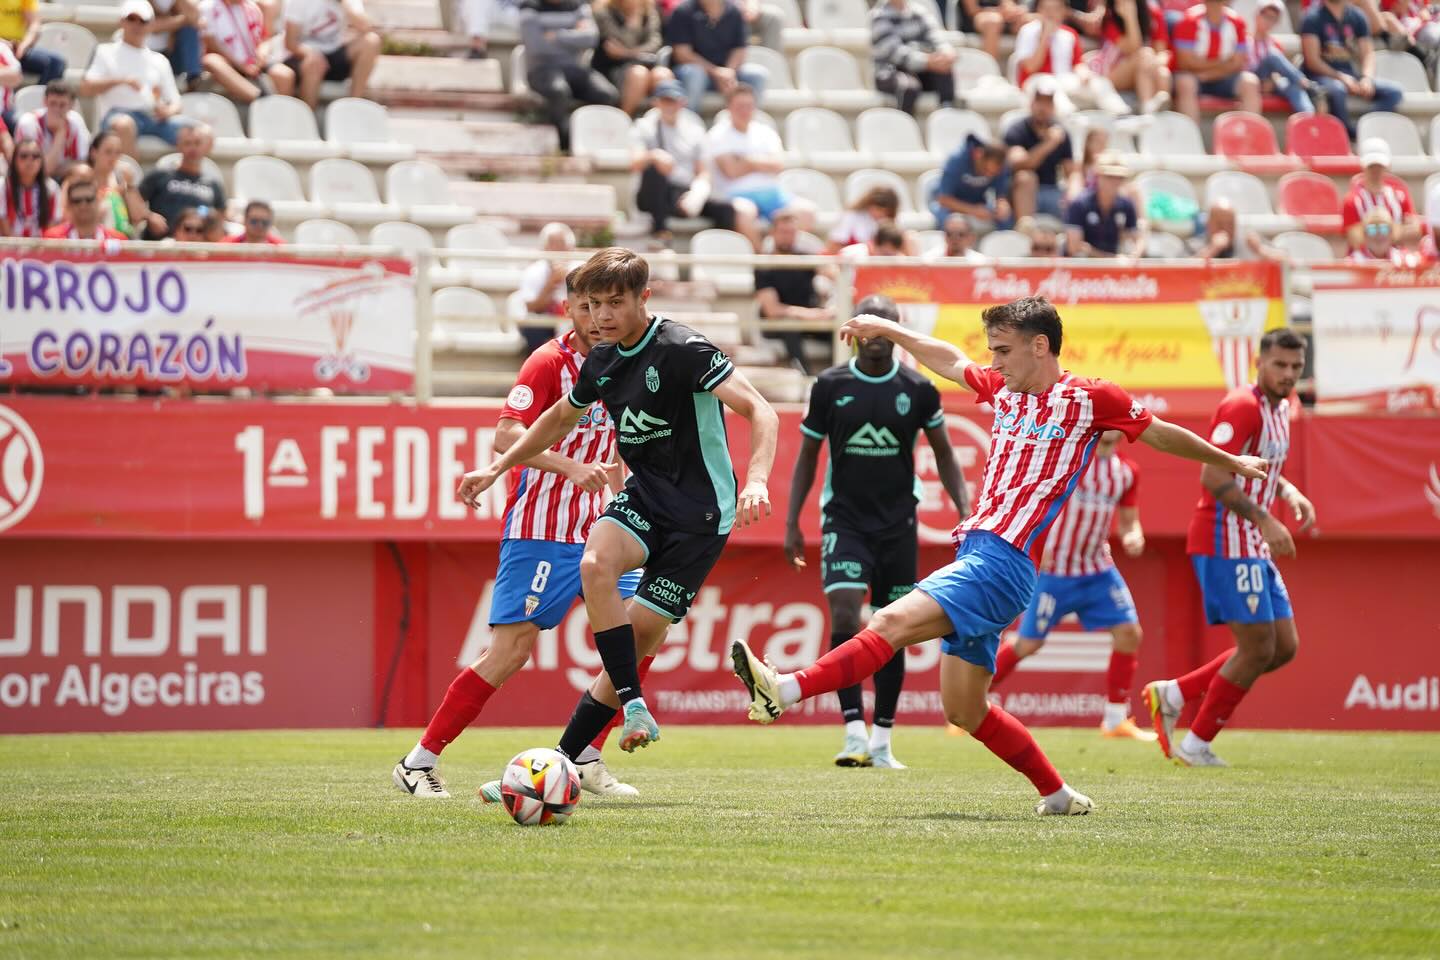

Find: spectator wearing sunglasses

[1347,206,1427,266]
[82,1,186,158]
[167,206,207,241]
[43,165,128,242]
[221,199,284,244]
[924,213,990,262]
[0,138,59,237]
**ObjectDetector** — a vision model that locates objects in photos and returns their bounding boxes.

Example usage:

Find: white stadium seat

[37,23,96,71]
[795,47,885,111]
[180,93,249,158]
[324,97,416,163]
[309,158,391,223]
[385,160,474,227]
[1143,231,1188,258]
[1205,171,1273,215]
[856,108,933,173]
[569,104,633,169]
[1141,111,1206,157]
[745,45,813,110]
[1374,49,1431,93]
[233,155,323,220]
[369,220,434,252]
[442,222,523,289]
[845,168,929,229]
[915,168,940,216]
[978,229,1031,258]
[1356,113,1424,157]
[927,108,990,157]
[293,219,359,245]
[691,228,757,296]
[13,85,43,116]
[432,287,524,355]
[1271,231,1335,261]
[779,167,843,214]
[784,107,868,172]
[248,95,341,160]
[806,0,869,29]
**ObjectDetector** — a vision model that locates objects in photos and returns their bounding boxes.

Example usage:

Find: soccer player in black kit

[784,295,969,768]
[462,247,779,756]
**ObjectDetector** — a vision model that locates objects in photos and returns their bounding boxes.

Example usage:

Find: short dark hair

[872,221,905,251]
[244,200,272,218]
[855,294,900,323]
[573,246,649,297]
[565,266,582,295]
[1259,327,1306,353]
[973,141,1007,165]
[726,82,756,104]
[45,79,75,100]
[980,296,1063,355]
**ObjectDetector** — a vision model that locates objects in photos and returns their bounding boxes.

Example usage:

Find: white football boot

[577,758,639,798]
[730,638,785,723]
[1172,740,1229,767]
[833,733,872,767]
[1036,786,1095,816]
[393,760,450,798]
[868,744,907,769]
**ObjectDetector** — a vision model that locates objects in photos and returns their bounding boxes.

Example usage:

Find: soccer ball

[500,748,582,826]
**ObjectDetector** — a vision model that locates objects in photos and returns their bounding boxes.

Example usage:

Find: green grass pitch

[2,727,1438,959]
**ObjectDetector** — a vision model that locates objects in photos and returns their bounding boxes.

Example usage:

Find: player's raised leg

[556,602,675,759]
[578,519,658,750]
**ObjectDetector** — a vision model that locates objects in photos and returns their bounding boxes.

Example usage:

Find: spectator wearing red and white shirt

[1347,205,1430,266]
[0,140,60,237]
[1094,0,1173,114]
[1342,138,1423,250]
[41,171,127,244]
[14,80,89,178]
[1016,0,1132,112]
[201,0,298,103]
[1173,0,1261,122]
[220,199,285,244]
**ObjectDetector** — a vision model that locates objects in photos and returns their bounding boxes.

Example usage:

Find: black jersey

[568,315,737,535]
[799,358,943,534]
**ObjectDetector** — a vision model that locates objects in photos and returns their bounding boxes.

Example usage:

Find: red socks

[972,704,1064,797]
[1189,673,1249,742]
[795,629,896,701]
[589,655,656,752]
[1106,650,1138,705]
[420,668,497,755]
[1177,649,1232,702]
[991,642,1019,687]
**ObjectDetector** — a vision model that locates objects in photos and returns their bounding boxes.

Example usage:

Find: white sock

[868,724,892,750]
[1180,731,1209,753]
[1043,784,1073,809]
[574,745,602,764]
[844,719,867,740]
[1163,680,1185,711]
[778,675,801,708]
[1102,701,1129,731]
[404,744,439,769]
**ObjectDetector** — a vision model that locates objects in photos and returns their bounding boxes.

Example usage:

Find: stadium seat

[1271,230,1335,261]
[795,47,885,111]
[441,222,524,289]
[805,0,870,46]
[1139,112,1213,174]
[915,168,940,216]
[978,230,1031,258]
[36,23,96,72]
[180,93,250,158]
[293,219,359,245]
[845,168,929,229]
[12,84,42,116]
[856,108,933,173]
[784,107,870,172]
[915,228,943,254]
[770,0,804,27]
[1205,171,1273,215]
[446,222,509,250]
[1143,231,1188,258]
[369,220,434,252]
[1374,49,1435,98]
[1430,115,1440,158]
[233,156,322,220]
[249,96,341,161]
[1135,170,1199,234]
[1277,170,1342,231]
[385,160,474,227]
[309,158,391,223]
[927,108,990,157]
[779,167,843,216]
[691,229,756,296]
[1354,113,1433,175]
[324,97,416,163]
[745,45,814,110]
[569,104,633,169]
[1286,112,1359,174]
[953,49,1024,112]
[1212,111,1300,174]
[432,287,524,355]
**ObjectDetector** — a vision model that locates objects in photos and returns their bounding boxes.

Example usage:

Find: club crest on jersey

[895,393,911,415]
[645,365,660,392]
[1246,594,1260,614]
[524,595,540,616]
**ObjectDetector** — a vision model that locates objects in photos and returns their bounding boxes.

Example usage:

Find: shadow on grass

[902,811,1028,823]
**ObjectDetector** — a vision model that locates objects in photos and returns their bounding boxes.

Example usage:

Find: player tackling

[731,296,1268,814]
[988,429,1157,741]
[1143,328,1314,767]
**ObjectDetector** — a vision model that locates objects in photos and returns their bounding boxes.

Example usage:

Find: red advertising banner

[1301,416,1440,537]
[0,249,415,393]
[0,540,373,732]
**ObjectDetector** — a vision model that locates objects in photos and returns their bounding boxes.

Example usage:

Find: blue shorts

[490,539,641,630]
[101,108,186,145]
[1191,555,1293,626]
[917,530,1037,673]
[729,184,793,222]
[1018,568,1138,640]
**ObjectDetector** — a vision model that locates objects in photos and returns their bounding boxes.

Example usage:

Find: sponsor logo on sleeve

[506,385,534,411]
[1211,422,1235,445]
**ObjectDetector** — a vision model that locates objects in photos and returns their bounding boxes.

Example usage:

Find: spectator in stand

[1022,216,1064,255]
[1192,199,1238,257]
[959,0,1029,62]
[837,218,907,259]
[1065,154,1142,257]
[1,39,21,139]
[1247,0,1317,114]
[592,0,672,116]
[930,132,1011,230]
[1005,76,1073,220]
[925,212,991,261]
[871,0,957,116]
[1095,0,1173,114]
[1173,0,1262,123]
[458,0,520,59]
[519,0,618,151]
[0,0,66,87]
[0,139,58,236]
[827,185,919,254]
[754,208,832,373]
[1343,137,1423,249]
[1016,0,1130,112]
[43,166,128,242]
[1302,0,1404,136]
[199,204,228,240]
[221,199,283,243]
[1068,124,1109,199]
[518,222,579,351]
[89,129,145,237]
[1348,206,1428,264]
[147,0,205,91]
[167,205,207,241]
[739,0,785,52]
[631,79,752,247]
[707,84,804,228]
[82,2,186,158]
[139,123,225,239]
[284,0,383,109]
[14,80,90,178]
[203,0,298,102]
[667,0,769,108]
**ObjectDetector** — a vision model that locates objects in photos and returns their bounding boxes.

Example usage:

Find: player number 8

[531,561,552,593]
[1234,563,1264,593]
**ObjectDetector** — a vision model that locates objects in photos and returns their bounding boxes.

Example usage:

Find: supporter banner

[853,261,1286,417]
[1301,416,1440,537]
[0,250,415,393]
[1310,263,1440,413]
[0,540,373,732]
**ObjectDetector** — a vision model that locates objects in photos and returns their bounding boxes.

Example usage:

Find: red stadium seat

[1212,111,1302,174]
[1285,113,1361,175]
[1278,171,1343,233]
[1198,94,1291,115]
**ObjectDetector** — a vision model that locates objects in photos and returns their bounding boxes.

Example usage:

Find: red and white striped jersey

[0,179,61,238]
[958,366,1153,564]
[1341,181,1414,236]
[1173,6,1249,62]
[0,44,18,115]
[1039,452,1140,576]
[1014,20,1085,86]
[14,110,92,164]
[499,331,617,544]
[1187,385,1290,559]
[203,0,268,68]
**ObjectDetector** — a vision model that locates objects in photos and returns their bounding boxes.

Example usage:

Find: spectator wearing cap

[1173,0,1262,123]
[1343,138,1422,250]
[138,122,225,239]
[1005,76,1073,221]
[82,1,186,158]
[1064,154,1143,257]
[666,0,769,109]
[591,0,672,116]
[0,0,66,87]
[706,84,806,230]
[202,0,298,103]
[930,132,1012,231]
[43,165,128,242]
[284,0,383,109]
[870,0,956,116]
[1247,0,1316,114]
[1301,0,1404,136]
[146,0,206,90]
[632,79,752,246]
[925,213,991,262]
[14,80,89,178]
[754,208,832,374]
[222,200,284,243]
[518,0,619,152]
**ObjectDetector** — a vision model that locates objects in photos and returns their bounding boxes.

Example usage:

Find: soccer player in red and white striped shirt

[990,430,1158,741]
[1144,328,1314,767]
[1172,0,1262,122]
[732,296,1268,815]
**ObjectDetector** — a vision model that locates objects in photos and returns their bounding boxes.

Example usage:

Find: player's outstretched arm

[1138,417,1268,480]
[495,417,610,493]
[714,370,779,528]
[838,315,977,390]
[459,402,586,507]
[785,435,823,568]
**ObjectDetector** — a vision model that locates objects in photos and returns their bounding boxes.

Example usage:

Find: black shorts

[286,45,352,82]
[597,487,727,622]
[821,522,918,607]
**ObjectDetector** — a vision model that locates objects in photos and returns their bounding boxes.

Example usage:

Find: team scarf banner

[1309,263,1440,414]
[852,261,1287,418]
[0,249,416,392]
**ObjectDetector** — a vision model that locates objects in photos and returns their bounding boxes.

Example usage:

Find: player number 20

[531,561,552,593]
[1234,563,1265,593]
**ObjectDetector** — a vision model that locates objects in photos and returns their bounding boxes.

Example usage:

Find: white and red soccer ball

[500,748,581,826]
